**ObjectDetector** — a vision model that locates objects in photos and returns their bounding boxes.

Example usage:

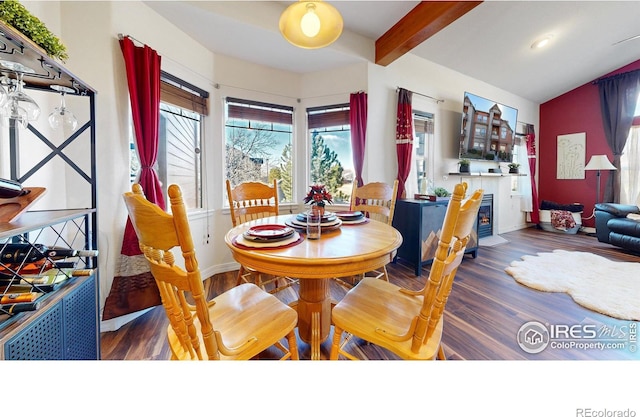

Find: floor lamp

[584,154,617,204]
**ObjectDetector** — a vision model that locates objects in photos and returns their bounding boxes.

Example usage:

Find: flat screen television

[458,92,518,162]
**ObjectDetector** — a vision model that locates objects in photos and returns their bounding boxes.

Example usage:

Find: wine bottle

[1,292,42,304]
[0,243,98,264]
[0,178,29,199]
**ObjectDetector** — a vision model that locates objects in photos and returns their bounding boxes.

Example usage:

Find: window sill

[187,208,215,220]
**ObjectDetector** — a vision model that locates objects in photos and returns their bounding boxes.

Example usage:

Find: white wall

[25,0,217,329]
[17,1,538,330]
[368,53,540,233]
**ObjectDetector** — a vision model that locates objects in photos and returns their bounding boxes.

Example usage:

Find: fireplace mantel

[449,173,526,235]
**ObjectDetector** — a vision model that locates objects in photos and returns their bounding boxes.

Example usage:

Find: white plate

[334,210,364,220]
[290,217,342,227]
[340,217,368,225]
[246,224,294,239]
[236,232,301,248]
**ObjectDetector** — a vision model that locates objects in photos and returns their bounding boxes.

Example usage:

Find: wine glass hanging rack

[0,21,95,95]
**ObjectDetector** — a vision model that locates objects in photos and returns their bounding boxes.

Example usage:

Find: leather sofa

[594,203,640,253]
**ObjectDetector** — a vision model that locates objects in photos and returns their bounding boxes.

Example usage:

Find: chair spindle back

[226,179,279,227]
[350,180,399,225]
[412,182,483,353]
[123,183,219,360]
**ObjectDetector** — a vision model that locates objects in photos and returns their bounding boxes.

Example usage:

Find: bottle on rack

[0,243,98,264]
[1,259,69,278]
[0,178,29,199]
[0,261,94,284]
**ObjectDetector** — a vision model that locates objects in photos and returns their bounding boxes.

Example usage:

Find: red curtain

[396,88,413,199]
[103,37,163,320]
[349,91,367,188]
[525,124,540,224]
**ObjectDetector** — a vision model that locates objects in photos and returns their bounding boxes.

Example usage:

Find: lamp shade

[279,1,343,49]
[584,154,617,171]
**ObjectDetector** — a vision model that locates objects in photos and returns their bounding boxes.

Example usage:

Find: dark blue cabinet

[392,199,478,276]
[2,275,100,360]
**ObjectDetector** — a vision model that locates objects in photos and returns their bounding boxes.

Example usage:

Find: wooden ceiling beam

[375,1,483,67]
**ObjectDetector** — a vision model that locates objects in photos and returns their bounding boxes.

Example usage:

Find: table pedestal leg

[297,279,331,360]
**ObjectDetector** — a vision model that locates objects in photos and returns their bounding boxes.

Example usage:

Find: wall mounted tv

[458,92,518,162]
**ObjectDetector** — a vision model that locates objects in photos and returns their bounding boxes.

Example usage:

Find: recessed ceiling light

[531,34,554,49]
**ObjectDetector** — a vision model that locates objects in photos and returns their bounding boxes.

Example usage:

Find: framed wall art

[556,133,586,179]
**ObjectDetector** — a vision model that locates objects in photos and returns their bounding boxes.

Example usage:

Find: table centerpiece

[304,184,333,215]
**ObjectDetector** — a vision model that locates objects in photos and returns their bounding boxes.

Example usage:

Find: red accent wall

[539,59,640,227]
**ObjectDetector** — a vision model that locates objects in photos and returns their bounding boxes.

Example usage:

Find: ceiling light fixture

[279,1,343,49]
[531,34,554,49]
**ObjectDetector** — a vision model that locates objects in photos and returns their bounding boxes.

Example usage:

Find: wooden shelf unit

[0,22,99,359]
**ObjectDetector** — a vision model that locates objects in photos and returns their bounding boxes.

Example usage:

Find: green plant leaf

[0,0,68,62]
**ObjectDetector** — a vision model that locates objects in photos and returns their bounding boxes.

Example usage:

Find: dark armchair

[594,203,640,253]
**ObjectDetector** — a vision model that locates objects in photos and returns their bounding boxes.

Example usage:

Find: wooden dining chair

[330,182,483,360]
[226,179,297,293]
[124,183,298,360]
[336,179,399,288]
[350,179,399,226]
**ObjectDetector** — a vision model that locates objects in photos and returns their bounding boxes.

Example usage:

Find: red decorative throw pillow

[550,210,576,231]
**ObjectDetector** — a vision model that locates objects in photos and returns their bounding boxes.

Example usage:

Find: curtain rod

[592,68,640,85]
[397,86,444,104]
[116,33,216,88]
[117,33,146,47]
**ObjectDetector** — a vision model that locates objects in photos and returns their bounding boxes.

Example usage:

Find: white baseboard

[580,226,596,234]
[100,309,152,332]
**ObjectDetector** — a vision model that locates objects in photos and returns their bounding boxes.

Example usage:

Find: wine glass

[8,72,40,122]
[1,100,29,129]
[48,85,78,131]
[0,76,9,108]
[0,71,40,129]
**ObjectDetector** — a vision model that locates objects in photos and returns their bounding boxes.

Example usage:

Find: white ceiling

[145,1,640,103]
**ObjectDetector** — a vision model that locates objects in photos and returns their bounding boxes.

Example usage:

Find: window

[307,104,353,204]
[501,126,508,139]
[130,72,207,210]
[225,98,293,202]
[158,103,202,209]
[510,136,523,193]
[619,94,640,205]
[413,111,434,193]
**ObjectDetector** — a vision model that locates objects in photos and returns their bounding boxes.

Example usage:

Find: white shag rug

[505,250,640,321]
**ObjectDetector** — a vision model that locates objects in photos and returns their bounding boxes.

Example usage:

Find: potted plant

[304,184,333,215]
[508,163,520,174]
[459,159,470,173]
[433,187,450,200]
[0,0,68,62]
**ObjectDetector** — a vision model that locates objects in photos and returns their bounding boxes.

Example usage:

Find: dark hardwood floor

[100,226,639,360]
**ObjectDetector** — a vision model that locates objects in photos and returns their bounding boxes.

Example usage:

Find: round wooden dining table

[224,214,403,359]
